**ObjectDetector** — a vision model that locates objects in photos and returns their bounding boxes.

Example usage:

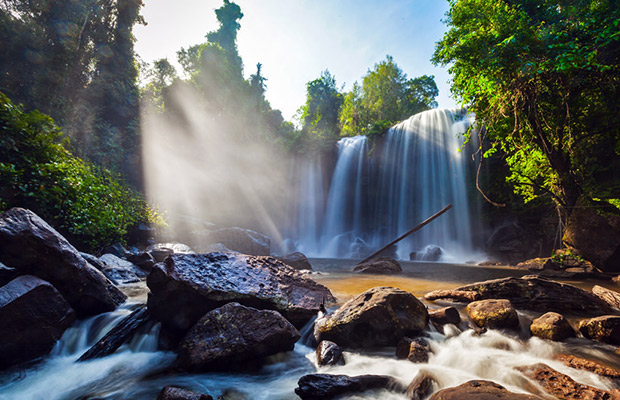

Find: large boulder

[177,302,300,371]
[578,315,620,345]
[530,312,575,341]
[147,253,333,335]
[99,253,144,284]
[295,374,405,400]
[555,354,620,379]
[276,252,312,271]
[192,227,270,256]
[352,258,402,274]
[466,299,520,330]
[0,208,126,316]
[0,275,76,369]
[563,201,620,272]
[429,380,542,400]
[430,275,614,317]
[314,287,428,348]
[592,285,620,310]
[515,255,595,279]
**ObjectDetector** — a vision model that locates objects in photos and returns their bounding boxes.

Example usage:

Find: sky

[134,0,456,121]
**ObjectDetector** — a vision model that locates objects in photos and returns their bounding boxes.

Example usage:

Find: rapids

[1,260,619,399]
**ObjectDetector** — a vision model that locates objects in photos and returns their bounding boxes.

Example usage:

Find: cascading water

[290,108,482,262]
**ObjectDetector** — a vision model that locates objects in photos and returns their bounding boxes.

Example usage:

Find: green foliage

[340,56,439,137]
[297,70,344,151]
[0,92,163,249]
[0,0,144,186]
[433,0,620,211]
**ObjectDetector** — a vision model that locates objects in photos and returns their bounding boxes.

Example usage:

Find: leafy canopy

[433,0,620,210]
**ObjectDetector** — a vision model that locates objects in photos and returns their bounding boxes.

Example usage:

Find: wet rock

[157,386,213,400]
[424,289,480,303]
[80,252,106,271]
[276,252,312,271]
[147,253,334,335]
[101,253,145,277]
[563,201,620,272]
[100,266,140,285]
[352,258,402,274]
[0,208,126,316]
[466,299,519,330]
[202,243,237,253]
[592,285,620,310]
[148,243,193,254]
[555,354,620,379]
[192,227,270,256]
[517,363,614,399]
[450,275,614,317]
[428,380,542,399]
[407,371,436,400]
[0,275,76,369]
[316,340,345,366]
[578,315,620,345]
[419,245,443,261]
[530,312,574,341]
[102,243,130,258]
[395,337,430,363]
[516,256,595,279]
[78,307,150,361]
[428,306,461,326]
[314,287,428,348]
[295,373,405,400]
[126,251,157,272]
[177,302,300,371]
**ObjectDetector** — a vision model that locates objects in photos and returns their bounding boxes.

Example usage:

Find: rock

[592,285,620,310]
[516,256,595,279]
[314,287,428,348]
[428,380,542,399]
[192,227,270,256]
[78,307,150,361]
[150,247,174,262]
[101,253,145,278]
[102,243,130,258]
[428,306,461,326]
[80,252,106,271]
[451,275,614,317]
[126,251,157,272]
[407,372,436,400]
[466,299,519,330]
[530,312,575,341]
[276,252,312,271]
[100,266,140,285]
[0,262,17,287]
[157,386,213,400]
[0,208,126,316]
[420,245,443,261]
[352,258,402,274]
[147,253,333,336]
[202,243,237,253]
[555,354,620,379]
[177,302,300,371]
[148,243,193,254]
[578,315,620,345]
[563,200,620,272]
[294,374,405,400]
[316,340,345,366]
[395,337,430,363]
[424,290,480,303]
[0,275,76,369]
[517,363,614,399]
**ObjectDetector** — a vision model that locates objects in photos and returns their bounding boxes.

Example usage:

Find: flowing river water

[1,259,619,400]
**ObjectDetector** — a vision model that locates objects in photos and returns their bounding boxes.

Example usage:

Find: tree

[433,0,620,218]
[298,70,344,149]
[339,55,438,137]
[206,0,244,78]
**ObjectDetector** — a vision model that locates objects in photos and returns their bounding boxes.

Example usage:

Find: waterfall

[290,108,483,262]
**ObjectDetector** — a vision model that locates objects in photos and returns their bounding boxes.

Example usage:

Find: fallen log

[357,204,452,265]
[78,306,150,361]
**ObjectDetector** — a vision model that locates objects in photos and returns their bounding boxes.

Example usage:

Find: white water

[288,109,484,262]
[2,302,618,399]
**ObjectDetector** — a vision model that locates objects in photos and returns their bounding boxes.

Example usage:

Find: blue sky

[134,0,456,120]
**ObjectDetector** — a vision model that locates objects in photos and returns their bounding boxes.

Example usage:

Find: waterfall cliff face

[289,108,483,262]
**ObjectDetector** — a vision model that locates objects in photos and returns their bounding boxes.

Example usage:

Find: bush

[0,92,164,250]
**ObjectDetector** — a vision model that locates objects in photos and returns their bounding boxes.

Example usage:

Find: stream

[1,259,619,400]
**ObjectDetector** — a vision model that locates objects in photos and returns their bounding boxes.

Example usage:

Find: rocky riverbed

[3,207,620,399]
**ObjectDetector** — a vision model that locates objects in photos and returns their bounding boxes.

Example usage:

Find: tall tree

[433,0,620,217]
